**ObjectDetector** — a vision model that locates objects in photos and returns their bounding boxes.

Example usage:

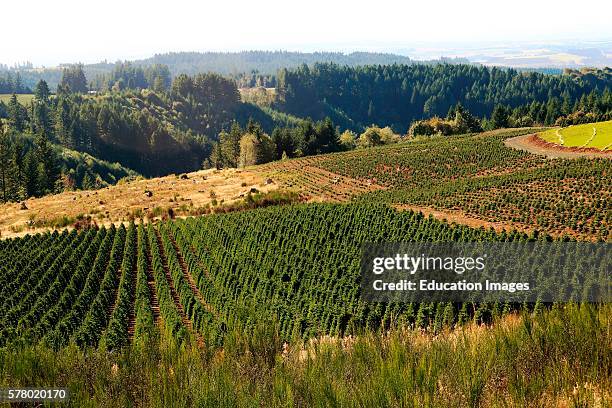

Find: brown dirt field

[264,163,385,202]
[505,133,612,159]
[395,204,599,240]
[0,167,277,239]
[395,204,537,236]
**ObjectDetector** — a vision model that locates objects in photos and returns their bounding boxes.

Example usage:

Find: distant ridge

[136,50,467,76]
[1,51,470,90]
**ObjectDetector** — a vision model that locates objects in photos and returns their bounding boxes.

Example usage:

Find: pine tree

[7,94,25,132]
[11,139,26,200]
[33,102,53,140]
[23,149,39,197]
[209,142,223,169]
[222,122,242,167]
[55,98,74,148]
[59,64,88,93]
[491,105,510,129]
[35,133,59,194]
[0,129,12,201]
[34,80,50,103]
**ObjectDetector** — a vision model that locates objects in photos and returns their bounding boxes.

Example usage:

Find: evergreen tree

[59,64,88,93]
[33,102,53,140]
[34,80,51,103]
[35,133,59,194]
[7,94,25,132]
[219,122,242,167]
[209,142,223,169]
[0,129,12,201]
[314,117,339,154]
[23,149,39,197]
[491,105,510,129]
[55,98,75,148]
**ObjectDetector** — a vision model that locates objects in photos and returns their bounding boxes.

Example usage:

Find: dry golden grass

[0,167,277,239]
[0,155,381,239]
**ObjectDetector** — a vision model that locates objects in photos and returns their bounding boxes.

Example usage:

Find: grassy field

[539,120,612,150]
[0,93,35,105]
[0,305,608,407]
[0,167,276,239]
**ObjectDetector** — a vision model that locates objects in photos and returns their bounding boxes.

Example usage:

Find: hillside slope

[262,128,611,240]
[0,167,275,238]
[2,127,609,240]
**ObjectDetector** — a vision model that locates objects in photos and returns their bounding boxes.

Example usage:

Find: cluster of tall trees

[407,89,612,136]
[0,69,248,176]
[0,79,136,203]
[0,128,135,203]
[170,72,240,116]
[496,88,612,128]
[409,104,483,137]
[90,63,171,92]
[232,72,276,89]
[208,117,341,168]
[0,72,31,94]
[275,63,611,132]
[0,91,60,202]
[57,65,89,94]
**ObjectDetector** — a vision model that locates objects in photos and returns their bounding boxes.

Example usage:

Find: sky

[2,0,612,66]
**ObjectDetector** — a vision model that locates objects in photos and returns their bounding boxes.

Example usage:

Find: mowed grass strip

[540,120,612,150]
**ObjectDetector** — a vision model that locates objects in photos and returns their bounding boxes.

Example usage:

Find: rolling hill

[3,127,609,240]
[1,125,610,406]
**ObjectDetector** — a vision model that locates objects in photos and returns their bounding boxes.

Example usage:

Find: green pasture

[540,120,612,150]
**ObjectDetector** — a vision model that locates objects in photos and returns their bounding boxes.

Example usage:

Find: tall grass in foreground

[0,304,609,407]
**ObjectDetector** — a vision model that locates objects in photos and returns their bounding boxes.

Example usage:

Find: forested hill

[1,52,470,91]
[0,72,303,180]
[138,51,446,76]
[0,131,137,203]
[274,64,612,132]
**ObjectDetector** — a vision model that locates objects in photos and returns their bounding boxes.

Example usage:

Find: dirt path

[505,133,612,159]
[153,228,204,348]
[127,233,139,342]
[167,232,220,319]
[395,204,593,240]
[143,232,161,327]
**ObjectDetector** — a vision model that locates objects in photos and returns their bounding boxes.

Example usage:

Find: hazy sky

[2,0,611,66]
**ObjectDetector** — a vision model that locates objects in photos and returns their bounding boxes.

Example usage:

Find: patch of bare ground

[0,167,277,239]
[395,204,596,240]
[395,204,538,235]
[260,160,385,202]
[0,157,382,239]
[505,133,612,159]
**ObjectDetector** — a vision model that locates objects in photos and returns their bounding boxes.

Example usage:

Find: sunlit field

[540,120,612,150]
